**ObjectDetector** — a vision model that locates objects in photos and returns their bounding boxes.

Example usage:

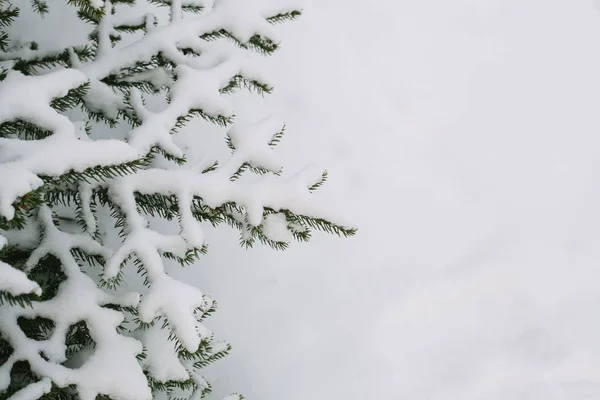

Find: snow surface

[173,0,600,399]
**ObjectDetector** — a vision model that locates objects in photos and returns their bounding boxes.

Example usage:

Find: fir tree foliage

[0,1,355,400]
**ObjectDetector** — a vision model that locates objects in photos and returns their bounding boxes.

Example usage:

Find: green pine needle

[30,0,49,16]
[266,10,302,25]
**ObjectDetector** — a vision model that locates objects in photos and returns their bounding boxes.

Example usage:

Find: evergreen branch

[162,245,207,267]
[118,58,162,78]
[219,74,273,95]
[195,299,217,323]
[225,135,235,151]
[201,161,218,174]
[266,10,302,25]
[80,100,119,128]
[35,384,78,400]
[99,268,125,290]
[113,22,146,34]
[133,256,150,286]
[246,35,279,55]
[201,31,279,55]
[11,45,95,74]
[147,0,204,13]
[105,75,163,96]
[288,218,311,242]
[27,255,67,301]
[235,210,290,250]
[0,119,53,140]
[172,108,233,136]
[190,198,225,226]
[65,321,94,355]
[0,360,40,399]
[176,336,232,367]
[0,5,18,28]
[239,229,288,251]
[42,158,151,187]
[71,248,105,268]
[134,192,179,220]
[0,291,37,308]
[0,337,14,368]
[190,343,231,368]
[49,82,89,112]
[131,315,156,331]
[308,170,328,192]
[17,316,55,341]
[0,31,9,52]
[0,188,45,230]
[268,125,285,147]
[0,246,29,272]
[284,211,357,238]
[45,188,79,207]
[230,163,272,182]
[181,4,203,13]
[150,146,187,166]
[145,374,196,393]
[68,0,105,24]
[77,8,100,25]
[30,0,49,16]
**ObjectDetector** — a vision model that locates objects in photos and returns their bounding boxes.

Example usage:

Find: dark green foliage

[65,321,94,356]
[42,158,152,187]
[147,0,204,14]
[286,211,357,238]
[113,21,146,34]
[0,119,53,139]
[201,30,280,55]
[162,245,207,267]
[50,83,90,112]
[0,31,9,52]
[13,45,95,75]
[0,82,88,139]
[30,0,49,16]
[69,0,105,25]
[266,10,302,25]
[220,74,273,95]
[246,35,279,55]
[0,361,39,400]
[0,188,45,231]
[17,317,55,341]
[0,291,38,308]
[268,125,285,147]
[309,170,328,191]
[229,163,274,182]
[0,338,12,366]
[0,2,17,68]
[173,107,234,132]
[28,255,68,301]
[39,384,78,400]
[0,4,18,28]
[151,146,187,166]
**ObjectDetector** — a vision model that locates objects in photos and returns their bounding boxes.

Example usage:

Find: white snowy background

[193,0,600,399]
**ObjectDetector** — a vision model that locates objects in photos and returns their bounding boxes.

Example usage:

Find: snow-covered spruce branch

[66,0,288,122]
[0,1,355,400]
[0,206,147,400]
